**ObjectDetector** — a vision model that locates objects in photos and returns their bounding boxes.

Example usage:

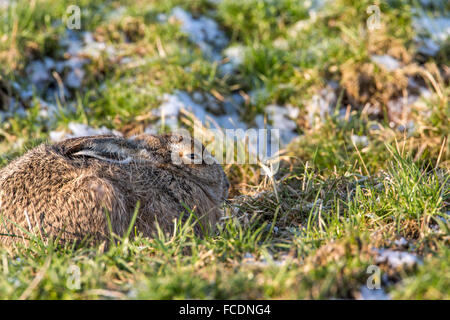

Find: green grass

[0,0,449,299]
[0,147,448,299]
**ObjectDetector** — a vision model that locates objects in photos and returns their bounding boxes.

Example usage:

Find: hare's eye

[183,153,203,164]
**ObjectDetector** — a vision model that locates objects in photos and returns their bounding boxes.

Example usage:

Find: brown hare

[0,133,229,247]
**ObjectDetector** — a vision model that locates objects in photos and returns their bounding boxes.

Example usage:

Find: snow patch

[412,12,450,56]
[358,286,391,300]
[394,237,408,247]
[375,249,422,269]
[242,252,291,268]
[350,135,369,147]
[26,30,116,93]
[306,84,337,128]
[413,15,450,43]
[170,7,228,61]
[265,104,300,145]
[145,91,299,158]
[371,55,401,71]
[221,45,246,74]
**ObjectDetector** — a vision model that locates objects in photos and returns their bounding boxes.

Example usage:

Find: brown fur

[0,133,229,247]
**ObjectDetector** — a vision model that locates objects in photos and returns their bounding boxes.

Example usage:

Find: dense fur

[0,134,229,247]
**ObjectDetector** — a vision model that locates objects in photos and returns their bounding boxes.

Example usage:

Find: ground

[0,0,449,299]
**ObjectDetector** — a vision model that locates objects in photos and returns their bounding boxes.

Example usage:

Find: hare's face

[135,133,229,202]
[165,134,229,202]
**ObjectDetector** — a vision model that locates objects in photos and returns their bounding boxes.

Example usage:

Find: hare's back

[0,144,127,244]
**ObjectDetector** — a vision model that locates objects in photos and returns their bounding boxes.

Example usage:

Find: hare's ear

[71,149,133,164]
[60,136,133,164]
[58,135,115,154]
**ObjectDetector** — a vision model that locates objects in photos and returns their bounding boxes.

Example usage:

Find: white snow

[151,91,208,132]
[23,30,116,103]
[36,99,58,119]
[394,237,408,247]
[350,135,369,147]
[265,104,300,145]
[147,91,299,148]
[170,7,228,61]
[26,61,51,84]
[27,30,116,92]
[81,32,116,59]
[371,55,401,71]
[9,29,120,126]
[306,84,337,128]
[358,286,390,300]
[221,45,246,74]
[416,37,441,56]
[224,45,245,66]
[375,249,422,269]
[242,252,291,268]
[412,12,450,56]
[413,15,450,43]
[143,90,299,165]
[65,67,86,89]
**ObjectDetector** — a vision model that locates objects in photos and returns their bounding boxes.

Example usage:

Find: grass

[1,145,447,299]
[0,0,449,299]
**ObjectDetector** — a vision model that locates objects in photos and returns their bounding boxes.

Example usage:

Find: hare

[0,133,229,247]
